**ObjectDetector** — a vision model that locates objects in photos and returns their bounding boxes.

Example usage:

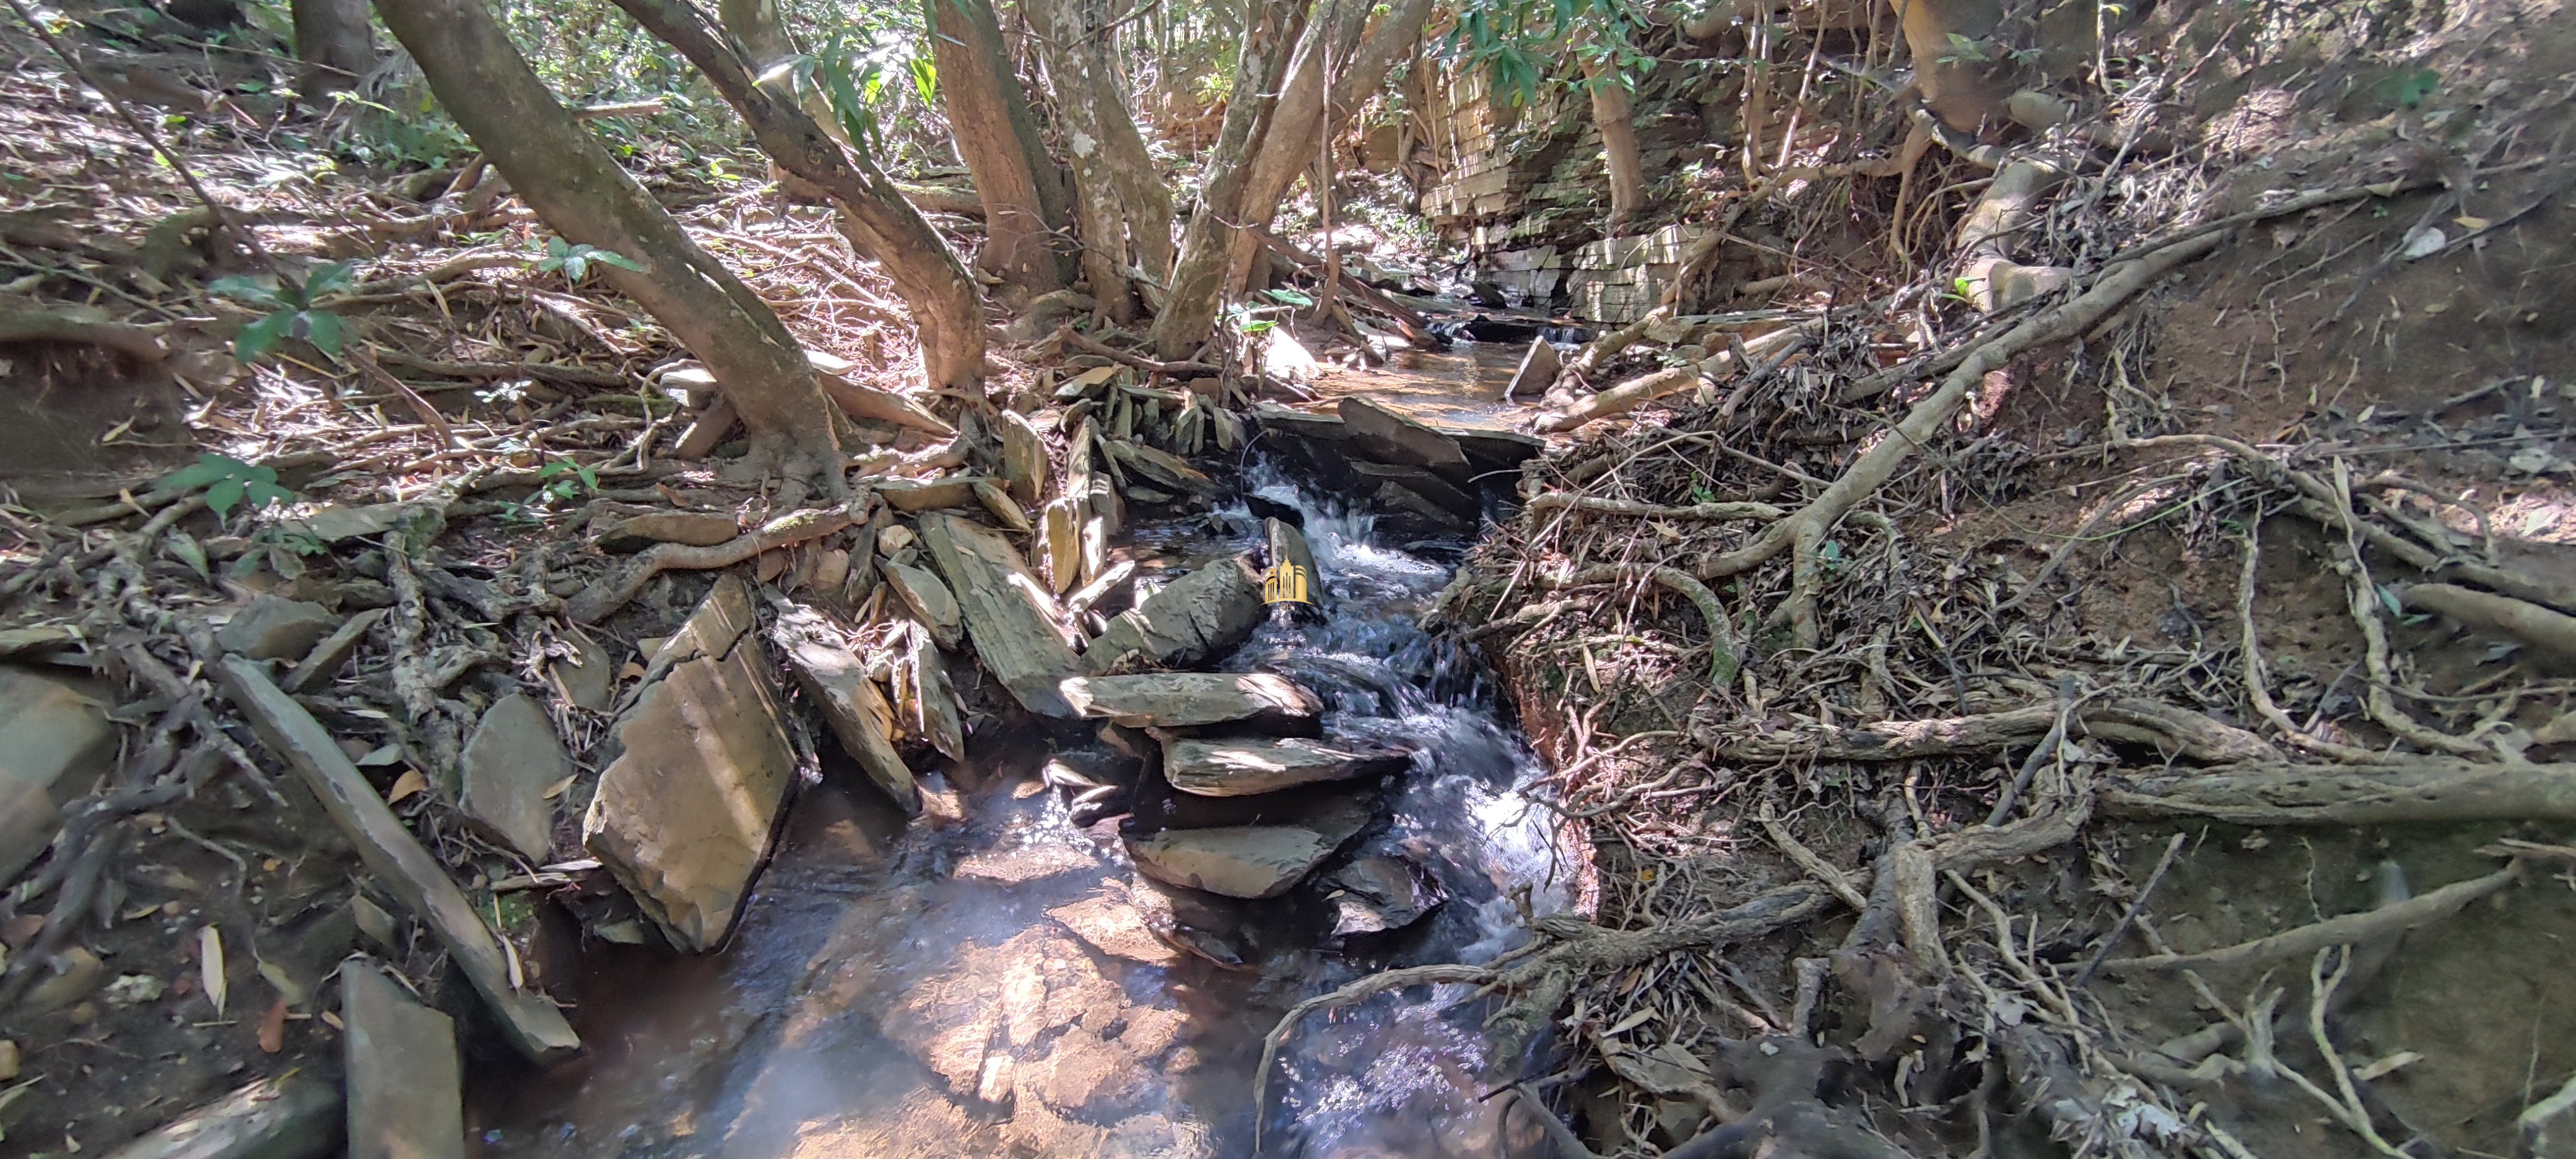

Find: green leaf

[302,259,359,300]
[1238,318,1277,334]
[561,254,588,282]
[1262,288,1316,307]
[298,310,346,361]
[162,454,242,491]
[204,477,245,517]
[244,480,294,510]
[590,249,644,272]
[908,56,937,103]
[537,461,572,479]
[235,310,294,364]
[165,530,211,582]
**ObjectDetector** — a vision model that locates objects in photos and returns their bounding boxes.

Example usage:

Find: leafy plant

[1261,287,1315,307]
[161,453,296,518]
[207,261,358,364]
[536,458,600,502]
[534,237,645,283]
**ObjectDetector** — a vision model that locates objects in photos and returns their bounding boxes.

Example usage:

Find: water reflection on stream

[478,432,1575,1159]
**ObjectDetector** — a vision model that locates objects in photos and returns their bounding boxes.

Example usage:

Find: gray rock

[1058,672,1323,732]
[0,665,112,885]
[1339,396,1468,474]
[1161,735,1409,797]
[1505,336,1560,399]
[1126,824,1349,899]
[593,510,741,553]
[881,558,964,650]
[1324,855,1443,936]
[457,694,567,861]
[216,595,341,662]
[102,1074,340,1159]
[583,579,798,952]
[1086,557,1263,672]
[921,513,1084,716]
[994,409,1050,508]
[787,641,920,814]
[1265,518,1323,606]
[281,608,386,694]
[550,632,616,712]
[877,476,984,513]
[1352,461,1480,519]
[340,962,463,1159]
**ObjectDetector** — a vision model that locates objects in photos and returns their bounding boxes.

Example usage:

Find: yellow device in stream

[1262,561,1314,606]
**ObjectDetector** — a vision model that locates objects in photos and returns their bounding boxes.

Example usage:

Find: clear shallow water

[472,469,1580,1159]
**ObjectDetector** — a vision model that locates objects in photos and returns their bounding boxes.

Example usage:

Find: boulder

[340,962,463,1159]
[880,558,964,649]
[456,693,568,861]
[0,665,111,885]
[1323,855,1444,936]
[920,513,1084,716]
[786,641,920,815]
[1161,735,1409,796]
[1057,672,1323,732]
[216,595,340,662]
[583,578,798,952]
[592,510,740,553]
[1085,557,1263,672]
[1126,825,1345,899]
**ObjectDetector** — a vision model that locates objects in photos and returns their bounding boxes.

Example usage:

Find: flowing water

[477,435,1576,1159]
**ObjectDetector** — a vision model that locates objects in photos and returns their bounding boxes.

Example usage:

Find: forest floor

[3,1,2576,1158]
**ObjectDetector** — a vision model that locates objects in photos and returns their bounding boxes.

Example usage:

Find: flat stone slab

[877,476,983,513]
[1086,557,1263,672]
[1339,396,1468,472]
[921,513,1083,716]
[103,1074,340,1159]
[788,641,920,815]
[0,665,111,885]
[1057,672,1323,732]
[457,693,568,861]
[341,962,463,1159]
[881,558,964,650]
[1046,894,1184,966]
[216,595,340,662]
[550,632,617,712]
[584,578,798,952]
[1324,855,1444,936]
[1126,825,1345,899]
[1161,735,1409,796]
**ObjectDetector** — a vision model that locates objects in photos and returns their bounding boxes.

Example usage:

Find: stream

[474,346,1579,1159]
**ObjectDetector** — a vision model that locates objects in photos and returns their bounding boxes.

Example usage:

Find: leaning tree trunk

[925,0,1067,302]
[291,0,375,95]
[1222,0,1435,297]
[609,0,991,395]
[1029,0,1174,321]
[1146,0,1315,360]
[373,0,843,477]
[1583,58,1645,231]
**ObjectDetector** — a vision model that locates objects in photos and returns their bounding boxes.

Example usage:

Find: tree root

[2397,583,2576,666]
[1526,494,1787,523]
[1693,232,2223,583]
[565,501,860,622]
[2097,863,2519,975]
[1534,563,1740,684]
[1707,698,2274,765]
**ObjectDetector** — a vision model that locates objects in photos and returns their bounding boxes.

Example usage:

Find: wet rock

[0,665,112,884]
[457,693,568,861]
[1161,734,1410,797]
[341,961,463,1159]
[549,631,617,712]
[1265,517,1324,606]
[957,841,1099,886]
[216,594,340,661]
[592,510,740,552]
[786,641,920,815]
[1086,556,1263,672]
[1127,875,1253,968]
[920,513,1084,716]
[1115,1005,1190,1061]
[880,558,964,649]
[1324,855,1445,936]
[214,656,581,1063]
[1058,672,1324,733]
[1340,396,1470,476]
[583,577,798,952]
[1023,1025,1138,1114]
[903,627,967,760]
[1354,461,1481,521]
[1127,823,1356,899]
[1046,893,1185,966]
[1505,336,1560,399]
[103,1074,340,1159]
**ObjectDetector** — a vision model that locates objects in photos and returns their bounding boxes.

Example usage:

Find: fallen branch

[1534,562,1740,684]
[1708,697,2276,765]
[2097,864,2518,974]
[376,349,629,388]
[2102,759,2576,825]
[1055,325,1222,376]
[0,306,167,360]
[1692,232,2223,583]
[1526,494,1786,522]
[2397,583,2576,665]
[565,503,860,622]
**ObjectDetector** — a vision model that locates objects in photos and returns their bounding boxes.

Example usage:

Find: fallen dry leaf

[385,768,429,804]
[198,926,226,1017]
[542,775,577,800]
[258,996,287,1053]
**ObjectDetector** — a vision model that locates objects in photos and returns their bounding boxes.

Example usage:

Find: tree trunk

[291,0,375,95]
[1585,61,1645,230]
[609,0,991,396]
[1147,0,1315,360]
[1028,0,1174,321]
[1221,0,1432,297]
[373,0,842,477]
[925,0,1066,302]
